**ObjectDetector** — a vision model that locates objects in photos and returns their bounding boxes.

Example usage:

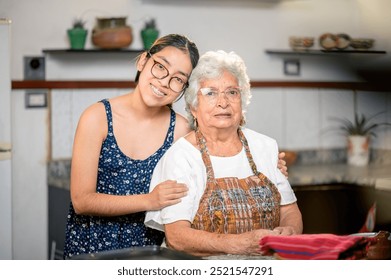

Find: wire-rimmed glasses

[199,87,241,105]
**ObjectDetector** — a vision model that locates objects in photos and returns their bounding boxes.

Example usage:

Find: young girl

[63,34,199,259]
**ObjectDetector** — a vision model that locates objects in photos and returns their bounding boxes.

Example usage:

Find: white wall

[2,0,391,80]
[11,90,49,260]
[1,0,391,259]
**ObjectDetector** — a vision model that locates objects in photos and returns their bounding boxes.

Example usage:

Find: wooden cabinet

[292,184,377,235]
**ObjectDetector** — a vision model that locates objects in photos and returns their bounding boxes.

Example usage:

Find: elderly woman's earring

[239,115,246,127]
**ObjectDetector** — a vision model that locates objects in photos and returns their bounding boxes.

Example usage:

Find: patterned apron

[191,128,281,234]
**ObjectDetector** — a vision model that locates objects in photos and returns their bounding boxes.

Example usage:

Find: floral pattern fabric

[63,99,175,259]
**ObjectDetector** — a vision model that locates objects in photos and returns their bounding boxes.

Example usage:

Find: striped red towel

[259,234,369,260]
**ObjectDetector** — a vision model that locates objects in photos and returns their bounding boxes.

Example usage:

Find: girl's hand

[148,180,188,210]
[278,152,288,177]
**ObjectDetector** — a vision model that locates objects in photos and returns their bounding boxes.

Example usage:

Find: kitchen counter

[47,160,391,190]
[286,162,391,234]
[288,162,391,189]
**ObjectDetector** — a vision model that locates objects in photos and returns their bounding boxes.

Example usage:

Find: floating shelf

[265,49,387,55]
[43,49,145,54]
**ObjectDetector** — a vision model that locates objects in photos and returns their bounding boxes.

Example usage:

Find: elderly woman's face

[192,70,242,131]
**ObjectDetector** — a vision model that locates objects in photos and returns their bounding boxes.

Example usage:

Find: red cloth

[259,234,369,260]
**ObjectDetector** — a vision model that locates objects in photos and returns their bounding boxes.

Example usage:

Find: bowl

[336,33,351,50]
[350,38,375,50]
[289,36,314,50]
[319,33,338,50]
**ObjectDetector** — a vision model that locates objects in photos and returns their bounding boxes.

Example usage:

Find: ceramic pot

[141,27,159,50]
[67,28,88,49]
[347,135,370,166]
[92,17,133,49]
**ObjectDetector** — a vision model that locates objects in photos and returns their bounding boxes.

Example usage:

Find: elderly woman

[145,50,303,257]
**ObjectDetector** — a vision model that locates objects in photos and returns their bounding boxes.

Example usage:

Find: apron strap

[238,129,260,176]
[195,128,216,182]
[195,128,260,181]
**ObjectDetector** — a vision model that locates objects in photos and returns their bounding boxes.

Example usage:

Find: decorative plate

[319,33,337,50]
[336,33,351,50]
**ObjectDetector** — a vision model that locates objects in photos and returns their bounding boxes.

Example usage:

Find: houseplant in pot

[331,112,391,166]
[141,18,159,50]
[67,18,88,49]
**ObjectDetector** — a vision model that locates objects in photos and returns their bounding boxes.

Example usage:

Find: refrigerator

[0,18,13,259]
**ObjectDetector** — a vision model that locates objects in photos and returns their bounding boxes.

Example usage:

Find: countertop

[47,159,391,190]
[288,162,391,189]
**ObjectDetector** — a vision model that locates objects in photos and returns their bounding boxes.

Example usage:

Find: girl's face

[137,46,193,107]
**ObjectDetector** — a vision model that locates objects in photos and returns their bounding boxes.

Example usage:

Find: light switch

[25,90,47,108]
[284,60,300,76]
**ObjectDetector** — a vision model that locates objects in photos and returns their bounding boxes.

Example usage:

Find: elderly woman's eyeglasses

[199,87,241,104]
[148,54,188,93]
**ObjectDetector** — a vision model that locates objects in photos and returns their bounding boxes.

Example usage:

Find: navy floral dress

[63,99,175,259]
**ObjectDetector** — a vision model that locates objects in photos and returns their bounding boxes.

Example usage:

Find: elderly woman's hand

[273,226,298,235]
[236,229,281,255]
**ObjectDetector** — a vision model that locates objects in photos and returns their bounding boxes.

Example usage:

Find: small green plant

[330,112,391,137]
[72,18,86,29]
[144,18,156,29]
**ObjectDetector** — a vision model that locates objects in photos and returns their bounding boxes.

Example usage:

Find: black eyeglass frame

[147,52,189,94]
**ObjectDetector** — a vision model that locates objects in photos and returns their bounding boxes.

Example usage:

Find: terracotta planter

[92,17,133,49]
[347,135,370,166]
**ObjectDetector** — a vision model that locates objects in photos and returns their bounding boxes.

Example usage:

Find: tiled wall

[51,87,391,160]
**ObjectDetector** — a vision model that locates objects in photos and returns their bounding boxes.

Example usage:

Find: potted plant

[330,112,391,166]
[141,18,159,50]
[67,18,88,49]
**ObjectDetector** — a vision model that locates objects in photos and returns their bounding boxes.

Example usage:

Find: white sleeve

[145,141,205,231]
[244,128,297,205]
[268,138,297,205]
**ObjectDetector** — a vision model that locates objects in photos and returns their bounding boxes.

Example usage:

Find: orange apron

[192,128,281,234]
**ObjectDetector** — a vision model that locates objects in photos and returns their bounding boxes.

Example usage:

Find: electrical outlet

[25,90,47,108]
[24,56,45,80]
[284,60,300,76]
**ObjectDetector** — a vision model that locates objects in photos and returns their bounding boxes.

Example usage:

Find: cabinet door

[293,184,374,235]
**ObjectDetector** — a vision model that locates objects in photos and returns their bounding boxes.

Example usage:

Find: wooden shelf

[43,49,145,54]
[12,80,391,91]
[265,49,387,55]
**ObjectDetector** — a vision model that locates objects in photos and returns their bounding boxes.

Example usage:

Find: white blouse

[145,128,297,232]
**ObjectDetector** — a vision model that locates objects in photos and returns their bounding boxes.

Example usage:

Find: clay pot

[92,17,133,49]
